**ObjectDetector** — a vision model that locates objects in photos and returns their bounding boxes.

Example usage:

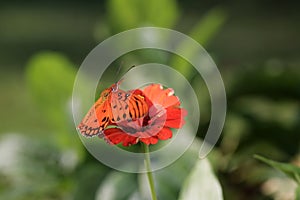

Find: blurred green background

[0,0,300,199]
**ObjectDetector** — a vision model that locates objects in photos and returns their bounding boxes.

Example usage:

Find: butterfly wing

[110,89,148,123]
[77,98,111,137]
[77,83,149,137]
[128,90,149,119]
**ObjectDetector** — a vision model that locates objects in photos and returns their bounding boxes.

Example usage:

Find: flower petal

[157,127,172,140]
[143,84,180,108]
[162,95,180,108]
[165,108,187,128]
[143,84,162,101]
[103,128,138,146]
[140,137,158,145]
[166,107,187,119]
[165,119,185,128]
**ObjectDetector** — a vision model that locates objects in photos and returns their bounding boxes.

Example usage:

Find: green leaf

[170,7,227,79]
[137,138,223,199]
[95,171,137,200]
[107,0,140,32]
[178,159,223,200]
[142,0,179,28]
[107,0,179,33]
[26,51,76,127]
[254,155,300,185]
[26,52,75,104]
[74,164,109,200]
[189,7,227,47]
[25,51,82,153]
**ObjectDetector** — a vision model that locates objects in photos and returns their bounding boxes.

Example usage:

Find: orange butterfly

[77,80,149,137]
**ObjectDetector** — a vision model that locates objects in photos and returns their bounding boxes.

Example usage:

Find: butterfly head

[98,80,123,104]
[111,79,123,92]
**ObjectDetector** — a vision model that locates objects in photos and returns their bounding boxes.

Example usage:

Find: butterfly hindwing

[77,100,111,137]
[77,107,103,137]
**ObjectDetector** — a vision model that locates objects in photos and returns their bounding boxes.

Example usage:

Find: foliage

[0,0,299,200]
[255,155,300,199]
[25,51,83,155]
[178,158,223,200]
[95,139,223,200]
[254,155,300,185]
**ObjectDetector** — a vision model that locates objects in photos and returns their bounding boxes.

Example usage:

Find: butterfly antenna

[115,63,136,83]
[113,63,137,91]
[114,61,124,81]
[127,65,136,72]
[119,64,136,79]
[126,65,136,74]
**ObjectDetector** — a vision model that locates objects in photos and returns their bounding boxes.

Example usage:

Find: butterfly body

[77,81,148,137]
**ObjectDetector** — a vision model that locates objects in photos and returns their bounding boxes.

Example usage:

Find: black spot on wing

[118,92,122,100]
[101,116,108,122]
[77,123,103,137]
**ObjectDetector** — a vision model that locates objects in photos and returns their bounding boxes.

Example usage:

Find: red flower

[101,84,187,146]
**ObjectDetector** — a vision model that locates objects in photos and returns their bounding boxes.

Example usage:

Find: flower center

[119,104,167,138]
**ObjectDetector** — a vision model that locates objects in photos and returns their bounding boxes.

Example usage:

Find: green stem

[143,143,157,200]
